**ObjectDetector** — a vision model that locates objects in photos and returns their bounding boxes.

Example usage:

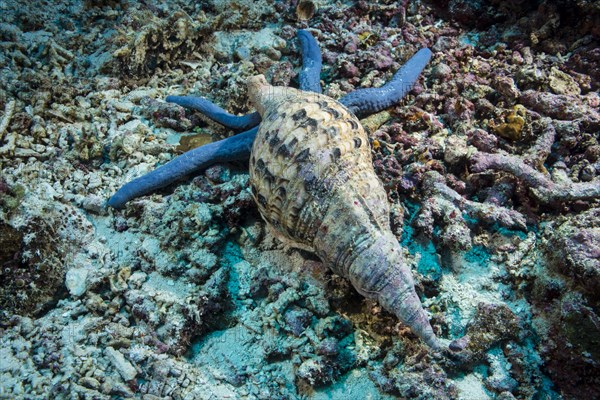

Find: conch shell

[247,75,442,349]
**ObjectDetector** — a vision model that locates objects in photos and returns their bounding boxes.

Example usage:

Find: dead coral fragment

[522,117,556,169]
[471,152,600,204]
[449,303,520,364]
[69,124,105,162]
[0,100,17,156]
[416,171,526,250]
[111,12,209,77]
[519,90,596,120]
[0,99,16,140]
[472,115,600,205]
[491,105,526,142]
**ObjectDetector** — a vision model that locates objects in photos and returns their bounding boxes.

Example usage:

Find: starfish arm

[165,95,261,131]
[297,29,323,93]
[107,127,258,209]
[339,48,432,116]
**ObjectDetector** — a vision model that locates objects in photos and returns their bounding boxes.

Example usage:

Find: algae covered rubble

[0,0,599,399]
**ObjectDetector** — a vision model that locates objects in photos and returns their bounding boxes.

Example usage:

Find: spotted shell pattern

[249,88,389,248]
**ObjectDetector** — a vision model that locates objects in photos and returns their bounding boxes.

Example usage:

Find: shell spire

[247,75,291,116]
[247,75,443,350]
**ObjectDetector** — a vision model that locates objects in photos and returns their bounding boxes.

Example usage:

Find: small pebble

[431,63,452,81]
[65,268,89,297]
[235,46,251,61]
[580,164,596,182]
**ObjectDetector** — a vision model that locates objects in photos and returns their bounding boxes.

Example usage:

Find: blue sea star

[108,29,432,209]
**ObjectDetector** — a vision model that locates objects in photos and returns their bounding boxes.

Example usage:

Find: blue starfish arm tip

[297,29,323,93]
[339,47,433,116]
[165,95,261,131]
[107,127,258,209]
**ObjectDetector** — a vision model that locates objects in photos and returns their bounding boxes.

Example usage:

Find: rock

[431,63,452,81]
[316,337,339,356]
[80,195,108,215]
[127,271,148,289]
[105,346,137,381]
[284,307,312,336]
[494,76,520,103]
[297,357,334,386]
[548,67,580,96]
[65,267,89,297]
[444,134,470,165]
[79,376,101,390]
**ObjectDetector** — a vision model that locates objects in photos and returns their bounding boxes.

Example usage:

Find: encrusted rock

[65,267,89,297]
[105,346,137,382]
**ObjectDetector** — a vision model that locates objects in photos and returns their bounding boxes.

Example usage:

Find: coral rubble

[0,0,598,398]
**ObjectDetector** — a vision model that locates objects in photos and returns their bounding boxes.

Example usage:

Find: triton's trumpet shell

[247,75,441,349]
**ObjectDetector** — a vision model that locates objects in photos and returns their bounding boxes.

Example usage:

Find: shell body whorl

[248,76,389,249]
[247,75,441,349]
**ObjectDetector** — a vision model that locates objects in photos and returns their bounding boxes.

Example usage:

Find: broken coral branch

[523,117,556,168]
[416,171,527,250]
[471,152,600,204]
[0,99,16,140]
